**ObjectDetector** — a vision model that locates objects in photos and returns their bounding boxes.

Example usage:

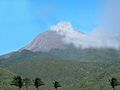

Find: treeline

[10,75,120,90]
[10,75,61,90]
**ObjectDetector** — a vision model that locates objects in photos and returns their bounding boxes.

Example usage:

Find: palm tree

[53,81,61,90]
[11,75,23,90]
[109,77,120,90]
[33,78,45,90]
[23,78,32,90]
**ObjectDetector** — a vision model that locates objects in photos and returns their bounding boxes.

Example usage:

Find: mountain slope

[22,31,66,52]
[0,67,16,90]
[3,58,120,90]
[0,22,120,90]
[1,47,120,65]
[22,22,85,52]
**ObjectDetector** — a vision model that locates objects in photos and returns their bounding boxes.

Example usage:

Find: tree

[11,75,23,90]
[23,78,32,90]
[53,81,61,90]
[33,78,45,90]
[109,77,120,90]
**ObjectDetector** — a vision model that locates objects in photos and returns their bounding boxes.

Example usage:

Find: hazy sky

[0,0,110,55]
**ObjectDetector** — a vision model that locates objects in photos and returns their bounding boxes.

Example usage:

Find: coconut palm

[11,75,23,90]
[23,78,32,90]
[33,78,45,90]
[53,81,61,90]
[109,77,120,90]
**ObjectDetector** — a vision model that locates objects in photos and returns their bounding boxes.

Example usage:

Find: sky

[0,0,118,55]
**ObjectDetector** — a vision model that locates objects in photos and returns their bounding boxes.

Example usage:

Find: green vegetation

[53,81,61,90]
[0,60,120,90]
[11,76,23,90]
[109,77,120,90]
[33,78,45,90]
[23,78,32,90]
[0,48,120,90]
[1,59,120,90]
[0,67,16,90]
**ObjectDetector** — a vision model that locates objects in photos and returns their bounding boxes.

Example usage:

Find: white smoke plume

[50,22,120,49]
[49,0,120,49]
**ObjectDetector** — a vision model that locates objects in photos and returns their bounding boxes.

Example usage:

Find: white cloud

[86,29,120,49]
[50,22,120,49]
[49,0,120,49]
[50,22,74,32]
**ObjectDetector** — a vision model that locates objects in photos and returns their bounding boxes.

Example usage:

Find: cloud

[50,22,120,49]
[50,22,74,32]
[85,29,120,49]
[49,0,120,49]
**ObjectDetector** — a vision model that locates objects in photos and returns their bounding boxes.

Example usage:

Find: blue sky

[0,0,102,55]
